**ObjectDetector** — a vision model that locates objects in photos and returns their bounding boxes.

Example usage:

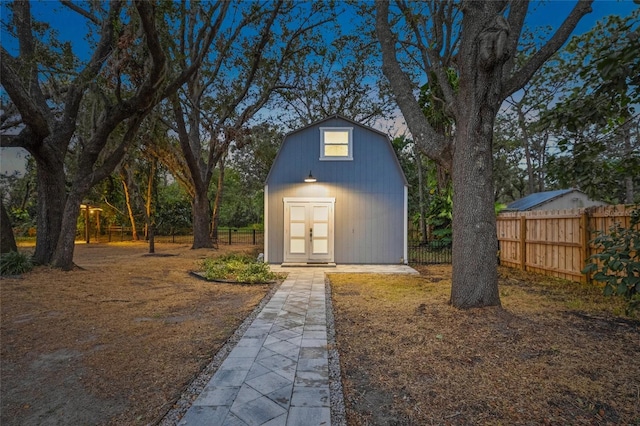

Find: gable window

[320,127,353,160]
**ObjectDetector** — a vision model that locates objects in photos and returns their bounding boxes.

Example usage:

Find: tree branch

[161,1,231,99]
[131,1,168,108]
[13,0,49,120]
[88,114,146,187]
[502,0,529,79]
[225,1,284,117]
[62,1,122,133]
[375,0,451,169]
[170,95,201,193]
[425,6,459,117]
[0,2,51,138]
[502,0,593,98]
[60,0,100,25]
[0,47,50,139]
[0,127,37,150]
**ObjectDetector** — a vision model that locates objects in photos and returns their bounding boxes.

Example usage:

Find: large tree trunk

[192,191,213,249]
[450,113,500,308]
[32,157,66,265]
[375,0,593,309]
[51,191,85,270]
[1,201,17,254]
[448,5,505,308]
[2,1,214,270]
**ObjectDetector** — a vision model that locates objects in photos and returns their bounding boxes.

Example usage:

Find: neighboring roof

[505,189,576,211]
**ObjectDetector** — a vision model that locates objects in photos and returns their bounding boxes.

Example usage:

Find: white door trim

[283,197,335,263]
[283,197,336,203]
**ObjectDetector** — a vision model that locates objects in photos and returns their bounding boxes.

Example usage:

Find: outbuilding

[504,188,608,211]
[264,115,408,265]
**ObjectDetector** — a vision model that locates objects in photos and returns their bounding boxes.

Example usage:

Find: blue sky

[1,0,638,175]
[527,0,637,34]
[20,2,640,49]
[3,1,637,59]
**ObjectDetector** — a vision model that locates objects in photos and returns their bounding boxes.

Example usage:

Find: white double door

[283,198,335,263]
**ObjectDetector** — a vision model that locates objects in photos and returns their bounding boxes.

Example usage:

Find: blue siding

[266,117,407,264]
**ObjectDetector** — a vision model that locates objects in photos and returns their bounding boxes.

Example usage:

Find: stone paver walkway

[179,265,417,426]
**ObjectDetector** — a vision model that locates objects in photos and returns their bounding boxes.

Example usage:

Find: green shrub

[200,253,282,284]
[582,208,640,315]
[237,261,278,284]
[0,250,33,276]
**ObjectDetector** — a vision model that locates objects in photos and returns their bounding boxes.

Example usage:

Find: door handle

[310,228,313,240]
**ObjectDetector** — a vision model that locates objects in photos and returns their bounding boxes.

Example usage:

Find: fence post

[228,228,232,245]
[519,215,526,271]
[253,229,256,245]
[580,210,591,284]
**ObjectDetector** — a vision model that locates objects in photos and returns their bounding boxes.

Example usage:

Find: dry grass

[4,244,639,425]
[330,266,640,426]
[1,242,272,426]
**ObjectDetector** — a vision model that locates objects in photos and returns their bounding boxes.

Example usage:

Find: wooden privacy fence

[496,204,637,284]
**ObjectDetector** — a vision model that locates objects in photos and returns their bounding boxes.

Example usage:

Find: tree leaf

[617,282,629,295]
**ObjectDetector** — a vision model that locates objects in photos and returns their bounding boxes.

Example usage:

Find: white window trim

[319,127,353,161]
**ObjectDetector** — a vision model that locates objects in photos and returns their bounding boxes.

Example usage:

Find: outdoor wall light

[304,170,317,183]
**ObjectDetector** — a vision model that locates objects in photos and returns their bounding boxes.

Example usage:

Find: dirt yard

[330,266,640,425]
[4,244,639,426]
[1,242,272,426]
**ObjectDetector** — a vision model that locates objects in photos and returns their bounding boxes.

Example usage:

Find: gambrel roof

[265,114,407,186]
